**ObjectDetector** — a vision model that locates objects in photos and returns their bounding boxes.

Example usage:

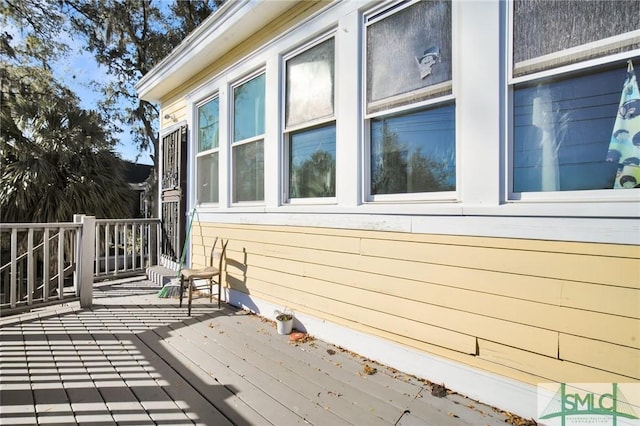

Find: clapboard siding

[230,258,559,356]
[160,99,187,127]
[361,238,638,288]
[188,222,639,385]
[559,334,640,379]
[478,339,637,383]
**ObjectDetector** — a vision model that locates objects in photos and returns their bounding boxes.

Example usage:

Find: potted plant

[274,310,294,335]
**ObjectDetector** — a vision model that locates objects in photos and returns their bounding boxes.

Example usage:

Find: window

[512,0,640,77]
[371,106,455,195]
[289,125,336,198]
[512,65,639,192]
[284,38,336,200]
[365,0,455,199]
[510,0,640,194]
[196,97,219,204]
[232,73,265,202]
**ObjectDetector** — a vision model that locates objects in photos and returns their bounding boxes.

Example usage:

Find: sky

[52,36,155,166]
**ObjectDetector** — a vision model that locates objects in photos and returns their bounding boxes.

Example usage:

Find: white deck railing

[0,216,160,316]
[94,218,160,280]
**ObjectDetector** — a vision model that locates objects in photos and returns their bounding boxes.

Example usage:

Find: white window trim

[505,1,640,205]
[194,94,221,206]
[230,69,267,206]
[282,32,338,205]
[362,0,457,204]
[172,0,638,242]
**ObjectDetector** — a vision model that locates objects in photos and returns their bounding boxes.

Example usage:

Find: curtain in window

[607,61,640,189]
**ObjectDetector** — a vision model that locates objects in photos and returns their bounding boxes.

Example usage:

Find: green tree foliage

[372,121,453,194]
[64,0,222,167]
[291,150,335,198]
[0,0,68,66]
[0,0,222,222]
[0,64,135,222]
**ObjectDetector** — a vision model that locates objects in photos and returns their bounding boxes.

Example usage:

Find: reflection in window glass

[233,141,264,202]
[371,105,455,195]
[234,74,265,142]
[197,152,218,203]
[367,0,451,112]
[289,125,336,198]
[512,0,640,74]
[198,98,219,152]
[286,39,335,127]
[512,65,638,192]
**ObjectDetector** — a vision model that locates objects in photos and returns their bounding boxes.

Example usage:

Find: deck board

[0,277,515,425]
[183,313,390,425]
[162,314,329,425]
[210,311,412,424]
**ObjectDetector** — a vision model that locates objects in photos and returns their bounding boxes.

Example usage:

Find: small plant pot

[275,314,294,335]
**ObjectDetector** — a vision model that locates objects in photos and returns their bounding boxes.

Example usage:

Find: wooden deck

[0,277,517,425]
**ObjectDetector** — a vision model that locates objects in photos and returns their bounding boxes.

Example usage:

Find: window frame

[230,69,266,205]
[506,1,640,203]
[282,33,338,205]
[362,0,457,203]
[195,94,221,205]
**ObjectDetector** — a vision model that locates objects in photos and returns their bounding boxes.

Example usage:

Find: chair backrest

[209,238,228,271]
[208,237,219,267]
[217,239,229,272]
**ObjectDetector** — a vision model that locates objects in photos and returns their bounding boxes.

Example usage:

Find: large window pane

[289,125,336,198]
[197,152,218,203]
[512,64,637,192]
[233,141,264,202]
[234,74,265,142]
[371,105,455,195]
[367,0,452,113]
[286,39,335,127]
[198,98,219,152]
[513,0,640,76]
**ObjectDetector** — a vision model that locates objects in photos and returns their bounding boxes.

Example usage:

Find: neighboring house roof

[122,161,153,185]
[135,0,298,103]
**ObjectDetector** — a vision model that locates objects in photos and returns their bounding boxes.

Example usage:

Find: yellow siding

[559,334,640,379]
[479,339,635,383]
[160,99,187,128]
[186,222,640,386]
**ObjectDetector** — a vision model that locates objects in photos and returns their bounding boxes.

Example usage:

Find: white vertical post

[104,223,110,274]
[138,223,144,268]
[114,223,119,274]
[132,223,137,270]
[10,228,17,308]
[58,228,64,299]
[94,222,100,276]
[43,228,50,302]
[75,215,95,308]
[26,228,34,305]
[74,215,82,296]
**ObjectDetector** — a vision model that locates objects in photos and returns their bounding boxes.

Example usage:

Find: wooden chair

[179,238,228,316]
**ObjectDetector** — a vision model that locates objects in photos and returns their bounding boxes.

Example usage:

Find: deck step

[146,264,179,287]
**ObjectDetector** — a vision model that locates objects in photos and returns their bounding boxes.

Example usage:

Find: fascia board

[136,0,297,103]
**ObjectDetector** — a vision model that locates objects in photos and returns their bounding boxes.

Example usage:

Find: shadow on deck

[0,277,514,425]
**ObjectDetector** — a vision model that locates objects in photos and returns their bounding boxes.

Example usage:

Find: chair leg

[187,278,193,316]
[179,276,184,307]
[209,278,212,303]
[217,277,221,309]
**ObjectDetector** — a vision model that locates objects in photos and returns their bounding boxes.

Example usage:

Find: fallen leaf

[363,365,377,375]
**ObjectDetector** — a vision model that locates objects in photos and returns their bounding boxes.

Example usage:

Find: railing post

[75,215,95,308]
[149,221,158,267]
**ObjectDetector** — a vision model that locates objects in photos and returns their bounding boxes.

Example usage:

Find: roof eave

[136,0,298,103]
